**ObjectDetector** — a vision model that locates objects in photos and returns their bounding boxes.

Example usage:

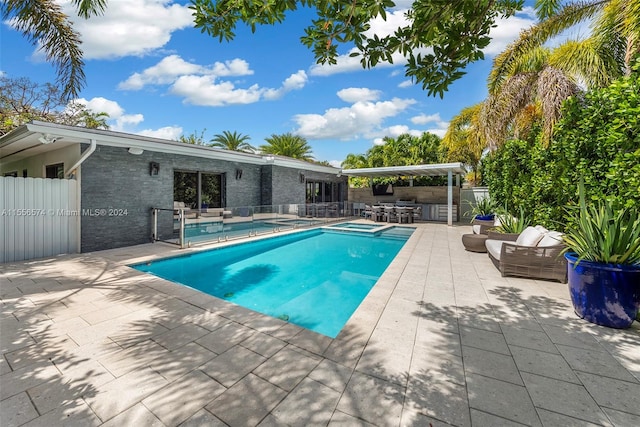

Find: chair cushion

[516,226,545,246]
[538,230,564,247]
[485,239,505,260]
[472,224,482,234]
[535,225,549,234]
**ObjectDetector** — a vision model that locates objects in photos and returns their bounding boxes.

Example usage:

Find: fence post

[179,209,186,249]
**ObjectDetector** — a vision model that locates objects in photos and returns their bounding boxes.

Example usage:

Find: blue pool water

[184,218,320,240]
[326,222,381,230]
[132,227,414,337]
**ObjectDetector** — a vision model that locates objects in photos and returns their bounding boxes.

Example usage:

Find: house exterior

[1,121,347,257]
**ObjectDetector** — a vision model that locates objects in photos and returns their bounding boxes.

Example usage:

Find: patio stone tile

[0,360,60,400]
[462,345,523,385]
[327,410,376,426]
[240,331,287,358]
[195,321,254,354]
[200,345,266,387]
[80,303,138,325]
[148,342,217,381]
[336,371,404,426]
[466,373,541,426]
[152,322,210,350]
[0,322,36,354]
[501,325,559,353]
[509,345,580,384]
[4,336,78,371]
[536,408,605,427]
[457,312,502,333]
[22,400,101,427]
[179,409,227,427]
[256,413,290,426]
[541,323,602,350]
[206,373,287,427]
[602,407,640,426]
[308,359,353,393]
[471,409,530,426]
[401,408,457,426]
[287,328,333,355]
[556,344,639,383]
[576,371,640,416]
[271,377,341,426]
[268,322,304,340]
[520,372,608,425]
[253,345,321,391]
[322,335,367,369]
[410,347,465,386]
[97,339,169,378]
[404,374,471,427]
[356,344,411,386]
[142,370,226,426]
[0,392,39,427]
[0,356,11,375]
[85,366,168,422]
[100,403,164,427]
[459,325,511,355]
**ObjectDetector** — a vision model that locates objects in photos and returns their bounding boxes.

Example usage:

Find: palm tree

[442,103,487,184]
[2,0,107,100]
[210,131,255,153]
[178,129,208,145]
[259,133,314,161]
[484,0,639,146]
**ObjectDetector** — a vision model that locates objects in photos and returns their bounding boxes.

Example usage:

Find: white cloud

[398,80,413,88]
[138,126,183,140]
[411,113,443,125]
[337,88,381,103]
[119,56,253,90]
[170,69,307,106]
[408,112,449,137]
[263,70,308,100]
[293,96,416,140]
[60,0,193,59]
[329,160,342,168]
[484,10,537,55]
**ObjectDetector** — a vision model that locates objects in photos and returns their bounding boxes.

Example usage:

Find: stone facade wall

[80,145,344,252]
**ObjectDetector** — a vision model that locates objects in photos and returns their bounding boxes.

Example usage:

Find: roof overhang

[341,163,466,177]
[0,121,340,174]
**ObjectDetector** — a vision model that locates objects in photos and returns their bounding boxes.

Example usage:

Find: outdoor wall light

[128,147,144,155]
[149,162,160,176]
[235,169,243,180]
[263,155,275,163]
[299,173,305,183]
[38,133,62,144]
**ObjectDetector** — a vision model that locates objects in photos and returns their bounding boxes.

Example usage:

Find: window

[306,180,342,203]
[45,163,64,179]
[174,170,223,209]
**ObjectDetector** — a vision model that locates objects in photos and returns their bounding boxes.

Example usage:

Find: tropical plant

[177,129,208,145]
[210,130,255,153]
[191,0,524,97]
[1,0,107,100]
[484,0,639,146]
[442,103,487,183]
[259,133,314,161]
[0,76,110,135]
[494,206,531,234]
[464,196,496,219]
[563,182,640,265]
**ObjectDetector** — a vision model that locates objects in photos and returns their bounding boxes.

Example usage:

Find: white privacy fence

[459,187,490,223]
[1,177,79,263]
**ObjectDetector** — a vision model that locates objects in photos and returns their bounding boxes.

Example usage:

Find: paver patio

[1,223,639,426]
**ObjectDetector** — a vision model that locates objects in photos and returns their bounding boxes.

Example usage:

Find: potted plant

[563,186,640,328]
[487,206,530,241]
[466,196,496,222]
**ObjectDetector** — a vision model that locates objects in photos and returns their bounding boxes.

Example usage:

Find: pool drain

[277,314,289,321]
[224,292,234,298]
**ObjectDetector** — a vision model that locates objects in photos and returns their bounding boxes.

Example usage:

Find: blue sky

[1,0,544,166]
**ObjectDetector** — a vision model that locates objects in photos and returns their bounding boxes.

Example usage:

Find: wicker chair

[485,229,567,283]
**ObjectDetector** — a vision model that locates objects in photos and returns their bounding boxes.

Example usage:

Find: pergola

[340,162,467,226]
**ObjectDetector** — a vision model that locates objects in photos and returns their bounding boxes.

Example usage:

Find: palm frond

[488,0,609,94]
[549,38,622,88]
[537,66,580,145]
[3,0,85,100]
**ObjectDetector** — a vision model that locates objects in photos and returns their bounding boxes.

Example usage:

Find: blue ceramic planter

[565,253,640,329]
[475,214,495,221]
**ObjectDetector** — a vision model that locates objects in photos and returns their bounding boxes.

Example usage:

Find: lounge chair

[485,226,567,283]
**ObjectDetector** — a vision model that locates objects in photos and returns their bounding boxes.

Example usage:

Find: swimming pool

[184,218,320,240]
[132,227,414,337]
